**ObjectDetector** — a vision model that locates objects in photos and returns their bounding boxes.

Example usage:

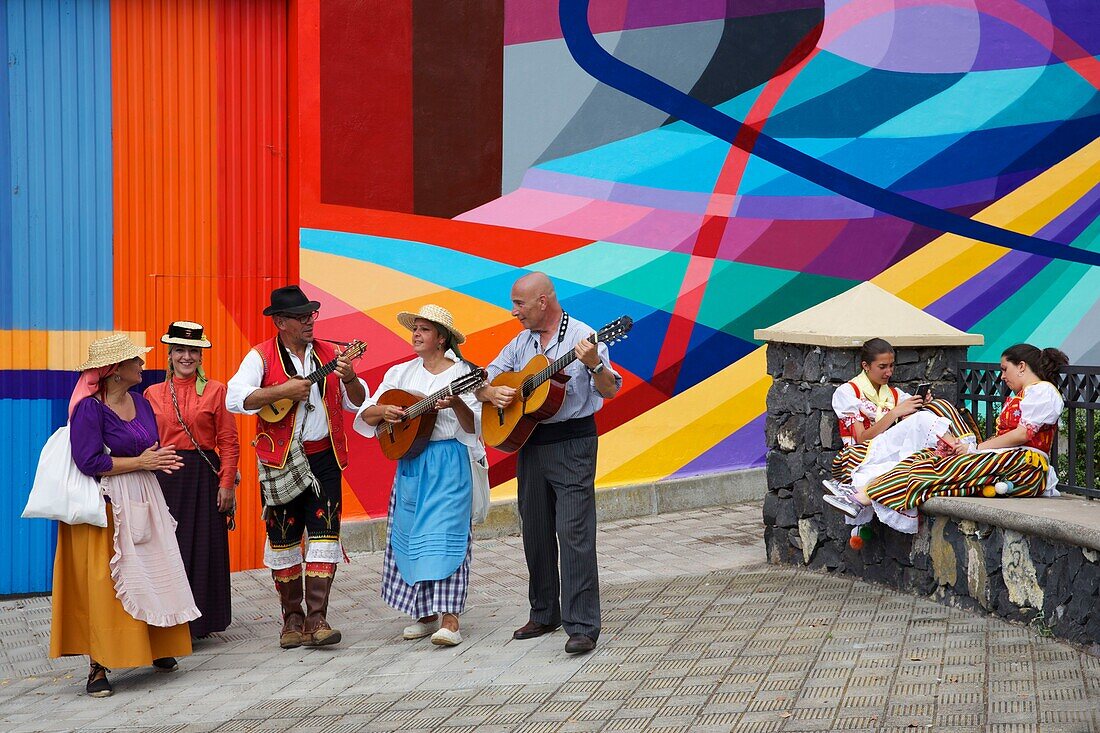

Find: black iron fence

[958,361,1100,499]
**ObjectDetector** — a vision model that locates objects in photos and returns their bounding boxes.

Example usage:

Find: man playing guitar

[226,285,366,649]
[476,272,621,655]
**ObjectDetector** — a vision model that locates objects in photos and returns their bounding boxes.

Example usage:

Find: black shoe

[565,633,596,655]
[513,620,561,640]
[86,663,113,697]
[152,657,178,672]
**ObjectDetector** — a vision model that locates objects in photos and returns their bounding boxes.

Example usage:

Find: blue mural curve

[557,0,1100,267]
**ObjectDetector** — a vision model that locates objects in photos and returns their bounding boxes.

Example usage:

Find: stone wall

[761,341,1100,651]
[761,342,967,578]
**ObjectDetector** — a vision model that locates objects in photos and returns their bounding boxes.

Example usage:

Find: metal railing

[958,362,1100,499]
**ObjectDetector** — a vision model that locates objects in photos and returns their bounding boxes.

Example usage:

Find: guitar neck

[402,384,455,421]
[527,334,597,394]
[308,359,339,384]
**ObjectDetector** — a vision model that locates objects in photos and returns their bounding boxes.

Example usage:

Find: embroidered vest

[837,381,899,444]
[996,392,1056,455]
[253,337,349,469]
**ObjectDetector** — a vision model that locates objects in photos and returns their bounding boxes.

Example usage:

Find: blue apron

[389,439,472,583]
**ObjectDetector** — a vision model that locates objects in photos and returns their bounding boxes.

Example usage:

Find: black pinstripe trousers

[516,435,601,640]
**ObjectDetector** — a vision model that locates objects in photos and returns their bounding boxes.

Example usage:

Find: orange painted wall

[110,0,302,571]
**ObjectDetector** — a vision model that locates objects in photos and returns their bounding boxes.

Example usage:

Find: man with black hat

[226,285,366,649]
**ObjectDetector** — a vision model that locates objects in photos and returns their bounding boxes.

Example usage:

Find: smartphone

[915,383,931,400]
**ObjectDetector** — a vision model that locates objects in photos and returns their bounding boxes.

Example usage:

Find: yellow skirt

[50,512,192,668]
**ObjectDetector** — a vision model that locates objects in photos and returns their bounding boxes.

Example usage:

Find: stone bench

[755,287,1100,653]
[872,495,1099,652]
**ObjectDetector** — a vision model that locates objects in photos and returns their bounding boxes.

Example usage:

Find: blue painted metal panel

[0,399,61,595]
[5,0,112,330]
[0,6,11,328]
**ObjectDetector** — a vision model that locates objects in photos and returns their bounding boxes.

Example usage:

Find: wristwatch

[587,361,605,375]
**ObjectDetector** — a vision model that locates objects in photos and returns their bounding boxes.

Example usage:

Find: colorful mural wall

[2,0,1098,593]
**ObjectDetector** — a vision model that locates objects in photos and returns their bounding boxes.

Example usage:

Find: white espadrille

[431,626,462,647]
[402,617,441,640]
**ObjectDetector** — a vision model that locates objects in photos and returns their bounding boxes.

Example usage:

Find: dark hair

[860,338,895,367]
[1001,343,1068,383]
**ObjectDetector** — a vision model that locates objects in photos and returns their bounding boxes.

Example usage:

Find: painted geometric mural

[299,0,1100,518]
[1,0,1098,591]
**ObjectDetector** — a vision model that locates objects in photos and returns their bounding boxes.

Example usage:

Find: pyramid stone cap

[753,282,983,348]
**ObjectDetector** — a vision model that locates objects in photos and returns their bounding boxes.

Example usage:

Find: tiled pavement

[0,503,1097,733]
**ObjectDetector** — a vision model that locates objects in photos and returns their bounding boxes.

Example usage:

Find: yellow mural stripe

[596,349,767,484]
[874,137,1100,304]
[489,354,770,501]
[560,136,1100,489]
[0,330,152,371]
[302,250,512,342]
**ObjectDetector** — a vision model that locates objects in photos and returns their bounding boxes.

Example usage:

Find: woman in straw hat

[353,305,484,646]
[145,322,240,638]
[52,333,199,697]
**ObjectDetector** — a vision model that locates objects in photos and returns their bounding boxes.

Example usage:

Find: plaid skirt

[381,483,471,618]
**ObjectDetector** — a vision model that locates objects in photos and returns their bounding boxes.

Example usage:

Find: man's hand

[575,335,600,369]
[487,385,516,409]
[281,377,312,402]
[334,347,357,383]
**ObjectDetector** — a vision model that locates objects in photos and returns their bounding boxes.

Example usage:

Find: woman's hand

[382,404,406,423]
[139,442,184,474]
[892,395,924,419]
[434,395,461,412]
[217,486,236,513]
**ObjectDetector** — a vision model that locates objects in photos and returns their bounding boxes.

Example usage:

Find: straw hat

[161,321,212,348]
[396,304,466,345]
[76,333,153,371]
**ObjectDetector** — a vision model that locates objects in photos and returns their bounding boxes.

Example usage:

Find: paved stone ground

[0,503,1097,733]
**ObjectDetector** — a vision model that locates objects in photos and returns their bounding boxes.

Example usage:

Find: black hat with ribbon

[262,285,321,316]
[161,321,212,348]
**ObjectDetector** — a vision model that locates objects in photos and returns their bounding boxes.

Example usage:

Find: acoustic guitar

[482,316,633,452]
[376,367,488,460]
[257,340,367,424]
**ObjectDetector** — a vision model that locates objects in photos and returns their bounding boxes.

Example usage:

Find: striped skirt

[831,399,976,486]
[832,443,870,485]
[864,447,1049,512]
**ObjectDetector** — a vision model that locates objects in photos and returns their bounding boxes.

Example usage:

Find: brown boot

[303,562,341,647]
[273,566,305,649]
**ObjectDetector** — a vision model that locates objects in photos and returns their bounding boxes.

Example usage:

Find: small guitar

[257,340,367,424]
[482,316,633,452]
[376,367,488,460]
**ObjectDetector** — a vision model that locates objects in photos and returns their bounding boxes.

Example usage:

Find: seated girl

[828,338,975,473]
[824,343,1067,533]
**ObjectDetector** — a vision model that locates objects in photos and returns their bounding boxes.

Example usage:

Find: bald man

[477,272,621,655]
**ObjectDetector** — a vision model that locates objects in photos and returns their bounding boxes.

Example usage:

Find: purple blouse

[70,394,159,477]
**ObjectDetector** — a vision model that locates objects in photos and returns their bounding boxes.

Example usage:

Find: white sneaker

[402,617,441,640]
[431,626,462,647]
[822,479,852,497]
[823,493,862,518]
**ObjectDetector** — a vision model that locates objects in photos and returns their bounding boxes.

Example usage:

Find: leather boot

[303,562,341,646]
[273,566,305,649]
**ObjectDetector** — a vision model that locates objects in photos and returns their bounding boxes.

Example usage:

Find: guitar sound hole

[521,377,535,401]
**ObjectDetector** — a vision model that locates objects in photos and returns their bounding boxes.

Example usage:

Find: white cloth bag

[22,425,108,527]
[469,443,490,525]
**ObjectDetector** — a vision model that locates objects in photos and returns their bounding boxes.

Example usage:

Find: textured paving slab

[1,503,1097,733]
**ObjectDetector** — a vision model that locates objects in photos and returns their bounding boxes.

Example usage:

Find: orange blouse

[145,375,240,489]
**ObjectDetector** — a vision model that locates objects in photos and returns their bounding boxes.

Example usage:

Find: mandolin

[482,316,632,452]
[257,340,367,424]
[376,367,488,460]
